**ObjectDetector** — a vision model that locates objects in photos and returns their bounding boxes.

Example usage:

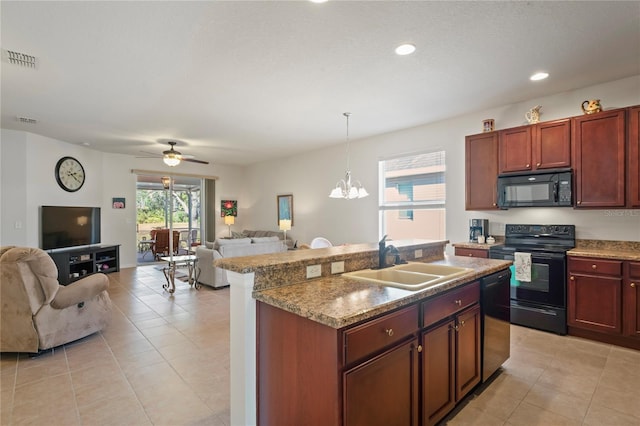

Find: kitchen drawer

[628,262,640,280]
[568,257,622,276]
[454,247,489,258]
[343,304,419,365]
[422,281,480,329]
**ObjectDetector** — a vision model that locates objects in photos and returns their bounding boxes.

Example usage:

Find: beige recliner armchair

[0,246,112,353]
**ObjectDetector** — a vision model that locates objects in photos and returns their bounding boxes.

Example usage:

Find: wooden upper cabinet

[534,119,571,169]
[499,119,570,174]
[499,126,532,173]
[465,132,499,210]
[572,109,626,208]
[628,106,640,208]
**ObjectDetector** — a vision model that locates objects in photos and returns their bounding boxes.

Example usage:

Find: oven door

[491,250,566,308]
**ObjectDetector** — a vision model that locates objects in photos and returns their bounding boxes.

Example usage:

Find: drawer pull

[385,328,394,337]
[592,264,597,270]
[632,283,637,288]
[468,254,473,257]
[454,299,462,306]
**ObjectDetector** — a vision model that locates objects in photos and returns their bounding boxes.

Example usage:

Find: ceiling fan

[139,141,209,166]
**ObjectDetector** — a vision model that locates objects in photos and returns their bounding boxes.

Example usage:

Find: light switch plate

[415,249,423,258]
[306,264,322,279]
[331,261,345,274]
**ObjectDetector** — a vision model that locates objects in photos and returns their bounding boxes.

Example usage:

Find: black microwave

[497,168,572,208]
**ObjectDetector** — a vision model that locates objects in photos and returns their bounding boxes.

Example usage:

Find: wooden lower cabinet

[344,338,419,426]
[624,262,640,338]
[567,256,640,350]
[422,304,481,426]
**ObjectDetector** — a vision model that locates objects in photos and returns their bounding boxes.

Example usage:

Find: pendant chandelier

[329,112,369,199]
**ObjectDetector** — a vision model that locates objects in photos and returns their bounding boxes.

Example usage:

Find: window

[379,151,446,240]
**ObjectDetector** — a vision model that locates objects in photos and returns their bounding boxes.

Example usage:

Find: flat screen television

[40,206,101,250]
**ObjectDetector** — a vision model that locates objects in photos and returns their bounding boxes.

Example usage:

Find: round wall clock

[55,156,85,192]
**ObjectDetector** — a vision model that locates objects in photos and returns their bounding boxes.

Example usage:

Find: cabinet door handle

[592,264,597,270]
[417,345,423,353]
[450,324,459,331]
[570,276,575,281]
[459,320,466,327]
[632,283,637,288]
[385,328,394,337]
[577,200,582,205]
[468,254,473,257]
[454,299,462,306]
[536,162,541,167]
[525,164,530,168]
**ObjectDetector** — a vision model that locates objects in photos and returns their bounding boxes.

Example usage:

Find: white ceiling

[2,1,639,166]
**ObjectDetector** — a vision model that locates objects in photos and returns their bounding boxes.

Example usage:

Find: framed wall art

[221,200,237,217]
[277,194,293,226]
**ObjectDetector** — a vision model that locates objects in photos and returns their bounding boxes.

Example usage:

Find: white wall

[245,75,640,249]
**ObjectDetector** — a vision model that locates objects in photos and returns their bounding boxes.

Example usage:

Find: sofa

[196,235,287,288]
[0,246,112,353]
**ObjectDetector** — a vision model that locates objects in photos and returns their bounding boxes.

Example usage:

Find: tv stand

[48,245,120,285]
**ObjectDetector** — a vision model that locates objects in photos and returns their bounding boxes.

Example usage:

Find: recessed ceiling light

[395,44,416,56]
[309,0,328,3]
[530,72,549,81]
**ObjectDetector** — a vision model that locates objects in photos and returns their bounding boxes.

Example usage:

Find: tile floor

[2,265,640,425]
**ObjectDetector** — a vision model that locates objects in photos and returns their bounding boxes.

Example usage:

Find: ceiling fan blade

[182,158,210,165]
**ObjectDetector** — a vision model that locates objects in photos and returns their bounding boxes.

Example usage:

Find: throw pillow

[205,241,215,249]
[232,231,247,239]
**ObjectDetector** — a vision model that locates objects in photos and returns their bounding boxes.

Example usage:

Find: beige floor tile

[77,393,151,426]
[535,367,599,400]
[522,383,590,421]
[506,401,581,426]
[478,373,535,401]
[446,404,507,426]
[465,387,521,421]
[583,403,640,426]
[591,383,640,419]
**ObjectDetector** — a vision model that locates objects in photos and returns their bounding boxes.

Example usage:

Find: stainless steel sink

[342,262,473,291]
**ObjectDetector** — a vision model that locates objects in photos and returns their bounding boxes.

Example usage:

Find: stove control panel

[505,224,575,238]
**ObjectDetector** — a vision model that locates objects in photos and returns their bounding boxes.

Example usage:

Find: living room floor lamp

[224,215,235,237]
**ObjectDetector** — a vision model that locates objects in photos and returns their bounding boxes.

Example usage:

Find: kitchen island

[215,239,512,425]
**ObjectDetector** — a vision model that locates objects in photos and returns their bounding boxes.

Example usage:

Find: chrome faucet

[378,235,404,269]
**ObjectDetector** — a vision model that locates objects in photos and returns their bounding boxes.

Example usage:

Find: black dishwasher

[481,269,511,382]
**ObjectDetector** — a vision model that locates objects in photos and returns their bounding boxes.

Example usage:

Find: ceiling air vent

[17,116,37,124]
[5,50,37,68]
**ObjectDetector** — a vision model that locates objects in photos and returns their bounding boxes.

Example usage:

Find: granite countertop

[253,255,512,329]
[568,239,640,261]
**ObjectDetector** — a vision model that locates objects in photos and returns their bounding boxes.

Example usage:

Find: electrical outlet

[331,261,345,274]
[415,249,423,258]
[306,264,322,279]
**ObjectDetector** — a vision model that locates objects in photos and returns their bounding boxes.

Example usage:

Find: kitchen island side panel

[257,301,341,425]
